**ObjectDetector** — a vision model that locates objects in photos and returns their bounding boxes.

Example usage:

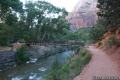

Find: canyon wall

[66,0,98,31]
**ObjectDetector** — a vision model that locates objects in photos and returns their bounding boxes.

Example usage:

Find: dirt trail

[74,46,120,80]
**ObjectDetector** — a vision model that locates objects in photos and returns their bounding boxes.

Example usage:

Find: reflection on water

[0,49,74,80]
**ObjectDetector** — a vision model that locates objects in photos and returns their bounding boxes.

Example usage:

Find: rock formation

[66,0,98,31]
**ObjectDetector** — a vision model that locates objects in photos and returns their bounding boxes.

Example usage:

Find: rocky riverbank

[0,45,66,70]
[27,45,66,59]
[0,51,16,70]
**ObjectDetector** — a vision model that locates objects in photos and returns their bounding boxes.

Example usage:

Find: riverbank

[46,48,92,80]
[0,47,12,51]
[27,45,66,59]
[0,45,66,70]
[0,46,75,80]
[0,51,16,70]
[0,45,90,80]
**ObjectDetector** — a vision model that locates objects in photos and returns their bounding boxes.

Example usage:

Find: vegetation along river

[0,46,75,80]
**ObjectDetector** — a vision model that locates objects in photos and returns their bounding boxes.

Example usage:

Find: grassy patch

[45,48,92,80]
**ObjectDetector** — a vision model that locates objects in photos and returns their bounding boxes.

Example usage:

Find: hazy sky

[20,0,83,12]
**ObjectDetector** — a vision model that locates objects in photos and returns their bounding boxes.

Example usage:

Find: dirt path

[74,46,120,80]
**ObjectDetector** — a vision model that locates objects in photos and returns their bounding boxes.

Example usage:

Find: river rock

[0,51,16,70]
[27,45,66,59]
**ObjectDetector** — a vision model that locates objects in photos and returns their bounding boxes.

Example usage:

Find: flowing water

[0,48,75,80]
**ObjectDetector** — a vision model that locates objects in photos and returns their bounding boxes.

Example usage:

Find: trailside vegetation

[91,0,120,47]
[97,0,120,27]
[45,48,92,80]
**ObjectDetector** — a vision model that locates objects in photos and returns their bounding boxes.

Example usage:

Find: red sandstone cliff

[66,0,98,30]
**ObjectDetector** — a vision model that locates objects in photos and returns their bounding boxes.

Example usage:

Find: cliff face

[66,0,98,31]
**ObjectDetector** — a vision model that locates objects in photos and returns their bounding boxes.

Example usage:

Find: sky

[20,0,83,12]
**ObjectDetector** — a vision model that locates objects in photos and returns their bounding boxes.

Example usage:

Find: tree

[97,0,120,27]
[0,0,23,21]
[0,0,23,45]
[0,0,69,45]
[90,19,108,42]
[0,23,13,45]
[22,1,69,42]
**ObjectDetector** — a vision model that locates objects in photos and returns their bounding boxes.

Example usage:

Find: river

[0,48,75,80]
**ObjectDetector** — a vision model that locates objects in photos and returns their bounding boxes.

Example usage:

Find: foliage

[90,19,108,42]
[69,49,91,79]
[0,0,23,45]
[107,36,119,46]
[0,0,23,20]
[46,59,62,80]
[0,0,69,45]
[22,1,69,42]
[62,28,93,44]
[97,0,120,27]
[0,23,13,46]
[45,49,92,80]
[93,0,120,43]
[60,64,70,80]
[15,45,30,64]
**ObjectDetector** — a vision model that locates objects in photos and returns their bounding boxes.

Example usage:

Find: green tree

[97,0,120,27]
[23,1,69,42]
[0,0,23,21]
[0,23,13,45]
[0,0,23,45]
[90,19,108,42]
[0,0,69,45]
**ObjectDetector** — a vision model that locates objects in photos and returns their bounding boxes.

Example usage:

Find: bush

[108,37,115,46]
[91,19,108,42]
[69,49,91,79]
[60,64,70,80]
[45,49,92,80]
[46,59,62,80]
[70,45,80,54]
[15,45,30,64]
[80,50,92,65]
[107,36,119,46]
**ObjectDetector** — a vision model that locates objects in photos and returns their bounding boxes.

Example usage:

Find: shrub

[46,59,62,80]
[45,49,92,80]
[60,64,70,80]
[91,19,108,42]
[15,45,30,64]
[69,49,91,78]
[80,50,92,65]
[107,36,119,46]
[108,37,115,46]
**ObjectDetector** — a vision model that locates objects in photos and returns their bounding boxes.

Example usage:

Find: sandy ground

[74,46,120,80]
